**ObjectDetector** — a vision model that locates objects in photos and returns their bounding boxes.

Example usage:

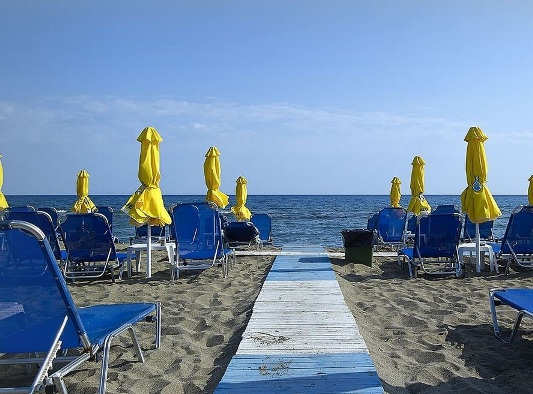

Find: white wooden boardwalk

[216,247,382,393]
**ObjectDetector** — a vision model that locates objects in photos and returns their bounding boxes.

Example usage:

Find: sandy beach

[0,247,275,394]
[332,254,533,393]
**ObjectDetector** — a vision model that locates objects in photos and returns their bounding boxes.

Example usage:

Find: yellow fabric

[0,155,8,209]
[460,127,501,223]
[72,169,96,213]
[122,127,171,226]
[390,177,401,208]
[528,175,533,206]
[407,156,431,215]
[204,146,229,208]
[231,176,252,221]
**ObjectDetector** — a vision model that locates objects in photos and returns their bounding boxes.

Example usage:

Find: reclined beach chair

[463,214,494,242]
[0,220,161,394]
[171,203,233,279]
[399,212,463,278]
[38,207,60,230]
[251,213,273,245]
[134,224,167,242]
[490,206,533,274]
[489,288,533,343]
[61,213,128,281]
[224,221,260,247]
[5,210,65,262]
[406,215,416,234]
[376,207,407,248]
[96,206,119,243]
[5,205,36,212]
[366,213,379,231]
[432,204,460,215]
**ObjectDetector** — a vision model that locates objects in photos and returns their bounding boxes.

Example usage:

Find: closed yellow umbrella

[524,175,533,205]
[460,126,501,269]
[0,155,8,209]
[407,156,431,215]
[231,176,252,221]
[72,169,96,213]
[204,146,229,208]
[122,126,171,278]
[390,177,401,208]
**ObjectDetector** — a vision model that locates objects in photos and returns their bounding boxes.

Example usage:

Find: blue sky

[1,1,532,195]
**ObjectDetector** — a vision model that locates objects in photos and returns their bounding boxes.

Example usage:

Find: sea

[3,195,527,247]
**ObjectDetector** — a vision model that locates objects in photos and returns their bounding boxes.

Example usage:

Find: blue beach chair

[376,207,407,247]
[489,288,533,343]
[490,206,533,274]
[432,204,460,215]
[60,213,128,281]
[399,212,463,278]
[38,207,60,230]
[251,213,273,245]
[463,215,494,242]
[406,215,417,234]
[5,210,65,262]
[0,220,161,394]
[171,203,233,279]
[224,221,260,247]
[366,213,379,231]
[5,205,36,212]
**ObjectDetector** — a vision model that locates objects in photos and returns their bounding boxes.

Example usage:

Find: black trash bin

[341,229,376,266]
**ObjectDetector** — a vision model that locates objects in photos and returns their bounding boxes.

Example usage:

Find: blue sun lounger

[463,214,494,242]
[60,213,128,281]
[251,213,273,246]
[366,213,379,231]
[5,210,65,262]
[0,220,161,394]
[171,203,234,279]
[399,212,463,278]
[432,204,460,215]
[488,206,533,274]
[224,221,260,247]
[376,207,407,247]
[489,288,533,343]
[38,207,59,230]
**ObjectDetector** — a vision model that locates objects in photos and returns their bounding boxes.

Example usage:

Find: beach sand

[0,247,275,394]
[332,254,533,393]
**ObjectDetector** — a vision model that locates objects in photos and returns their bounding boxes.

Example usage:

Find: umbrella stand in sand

[0,155,8,209]
[390,177,401,208]
[231,176,252,221]
[460,127,501,270]
[204,146,229,208]
[72,169,96,213]
[122,127,171,278]
[407,156,431,216]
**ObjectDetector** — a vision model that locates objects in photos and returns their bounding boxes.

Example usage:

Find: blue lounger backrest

[377,208,407,243]
[38,207,59,229]
[464,215,494,241]
[0,221,89,353]
[501,206,533,254]
[6,206,36,213]
[135,224,166,238]
[172,202,221,253]
[96,206,114,232]
[225,221,259,243]
[251,213,272,243]
[432,205,460,215]
[61,213,118,263]
[366,213,379,231]
[415,213,463,258]
[171,204,200,244]
[5,211,62,261]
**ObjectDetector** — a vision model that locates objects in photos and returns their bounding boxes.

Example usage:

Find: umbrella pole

[476,223,481,273]
[147,224,152,279]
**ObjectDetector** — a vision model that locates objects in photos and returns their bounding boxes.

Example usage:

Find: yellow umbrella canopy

[0,155,8,209]
[524,172,533,205]
[460,127,501,223]
[390,177,401,208]
[72,169,96,213]
[407,156,431,215]
[204,146,229,208]
[231,176,252,221]
[122,127,171,226]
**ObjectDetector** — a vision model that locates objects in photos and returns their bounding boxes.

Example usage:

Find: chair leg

[99,335,114,394]
[127,327,145,363]
[155,302,162,349]
[52,376,68,394]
